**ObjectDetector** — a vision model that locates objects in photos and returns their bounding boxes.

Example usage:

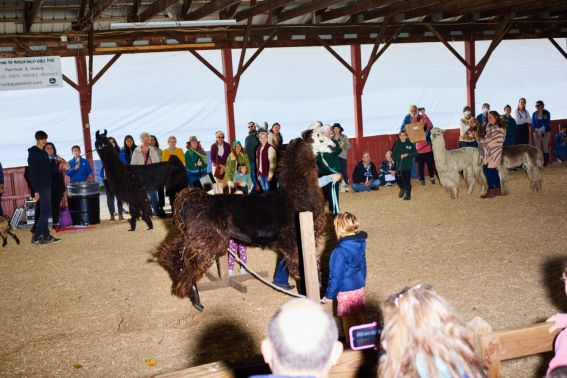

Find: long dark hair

[44,142,57,156]
[150,135,160,148]
[107,137,121,154]
[122,134,137,161]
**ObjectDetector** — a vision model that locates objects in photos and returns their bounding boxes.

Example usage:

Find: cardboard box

[405,121,426,142]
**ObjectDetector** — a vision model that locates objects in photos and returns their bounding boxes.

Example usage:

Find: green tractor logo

[49,78,56,84]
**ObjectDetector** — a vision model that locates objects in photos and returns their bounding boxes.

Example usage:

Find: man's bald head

[264,299,341,376]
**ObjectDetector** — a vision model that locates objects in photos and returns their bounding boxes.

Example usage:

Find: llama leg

[498,167,508,195]
[7,229,20,245]
[465,168,475,193]
[2,234,6,247]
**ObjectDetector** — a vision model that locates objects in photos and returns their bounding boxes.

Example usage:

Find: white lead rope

[226,248,305,299]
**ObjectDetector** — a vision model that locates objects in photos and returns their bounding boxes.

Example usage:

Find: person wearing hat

[245,122,260,192]
[226,140,251,191]
[210,130,231,192]
[332,123,351,192]
[532,100,551,166]
[185,136,208,188]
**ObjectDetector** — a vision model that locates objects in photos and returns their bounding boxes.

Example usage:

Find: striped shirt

[478,124,505,168]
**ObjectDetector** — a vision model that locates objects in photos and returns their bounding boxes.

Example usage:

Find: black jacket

[27,146,52,190]
[352,161,380,184]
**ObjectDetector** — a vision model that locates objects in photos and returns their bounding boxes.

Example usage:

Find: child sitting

[231,164,253,194]
[322,212,367,345]
[379,150,397,186]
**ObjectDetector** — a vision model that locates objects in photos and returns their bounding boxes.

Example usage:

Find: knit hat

[232,140,241,148]
[187,136,198,143]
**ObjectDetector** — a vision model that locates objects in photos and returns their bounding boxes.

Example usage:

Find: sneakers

[42,235,61,244]
[420,179,426,186]
[239,267,247,275]
[398,188,405,198]
[228,269,236,277]
[385,182,393,186]
[430,178,436,184]
[273,282,295,291]
[31,235,42,244]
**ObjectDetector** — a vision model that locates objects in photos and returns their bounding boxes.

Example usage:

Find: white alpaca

[430,128,486,199]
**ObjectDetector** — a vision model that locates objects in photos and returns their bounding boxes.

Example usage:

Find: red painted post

[75,56,95,177]
[464,36,476,115]
[221,48,236,142]
[350,44,364,157]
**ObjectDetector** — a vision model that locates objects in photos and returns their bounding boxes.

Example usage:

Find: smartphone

[349,322,382,350]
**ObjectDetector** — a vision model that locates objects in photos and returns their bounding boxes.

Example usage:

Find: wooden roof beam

[361,0,441,22]
[75,0,117,30]
[185,0,241,21]
[548,37,567,61]
[234,0,289,22]
[477,0,567,20]
[274,0,347,24]
[320,0,389,22]
[23,0,43,33]
[129,0,177,23]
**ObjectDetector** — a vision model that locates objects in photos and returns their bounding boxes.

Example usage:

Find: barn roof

[1,0,566,57]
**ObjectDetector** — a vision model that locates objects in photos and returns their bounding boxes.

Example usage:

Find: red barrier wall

[1,120,565,218]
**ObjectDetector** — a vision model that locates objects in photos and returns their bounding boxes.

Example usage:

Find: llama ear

[95,130,100,139]
[103,129,108,137]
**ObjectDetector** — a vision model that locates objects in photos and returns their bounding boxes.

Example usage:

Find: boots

[430,177,436,185]
[403,187,412,200]
[398,187,405,198]
[110,214,116,222]
[481,189,495,199]
[544,153,549,167]
[118,214,125,221]
[494,188,502,196]
[191,285,204,312]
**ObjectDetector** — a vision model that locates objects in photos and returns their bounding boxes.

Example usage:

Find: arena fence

[155,318,560,377]
[2,120,565,218]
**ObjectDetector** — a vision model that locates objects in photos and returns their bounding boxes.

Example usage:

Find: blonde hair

[379,285,485,378]
[333,212,359,240]
[168,136,176,142]
[215,130,225,138]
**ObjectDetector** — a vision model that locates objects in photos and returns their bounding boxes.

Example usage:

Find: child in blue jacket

[322,212,367,344]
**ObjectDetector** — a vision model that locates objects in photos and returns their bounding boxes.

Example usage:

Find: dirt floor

[1,164,566,377]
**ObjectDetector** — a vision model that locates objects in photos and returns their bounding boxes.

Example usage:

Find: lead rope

[319,154,340,215]
[226,248,305,299]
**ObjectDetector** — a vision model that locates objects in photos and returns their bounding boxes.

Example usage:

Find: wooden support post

[351,44,364,141]
[75,56,95,178]
[464,36,476,115]
[467,316,493,360]
[299,211,320,302]
[221,48,236,142]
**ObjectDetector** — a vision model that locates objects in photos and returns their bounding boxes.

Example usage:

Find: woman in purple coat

[210,130,231,193]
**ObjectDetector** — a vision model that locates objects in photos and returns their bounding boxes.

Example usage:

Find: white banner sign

[0,56,63,91]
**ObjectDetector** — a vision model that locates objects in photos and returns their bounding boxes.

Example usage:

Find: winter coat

[27,146,52,190]
[131,146,160,165]
[352,161,379,184]
[392,140,417,171]
[325,232,367,299]
[65,157,93,183]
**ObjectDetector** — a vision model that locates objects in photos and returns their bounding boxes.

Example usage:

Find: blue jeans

[259,175,270,192]
[35,186,52,238]
[250,162,258,193]
[187,170,204,188]
[352,180,380,192]
[554,147,567,161]
[483,165,501,189]
[459,141,478,148]
[273,256,290,285]
[149,191,164,216]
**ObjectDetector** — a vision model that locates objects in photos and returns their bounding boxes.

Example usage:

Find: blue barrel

[67,182,100,226]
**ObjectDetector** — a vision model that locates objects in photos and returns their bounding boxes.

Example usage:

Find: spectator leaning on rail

[502,105,518,146]
[250,298,343,378]
[351,152,380,192]
[553,125,567,164]
[532,100,552,166]
[131,132,165,217]
[28,130,61,244]
[379,284,485,378]
[65,145,93,183]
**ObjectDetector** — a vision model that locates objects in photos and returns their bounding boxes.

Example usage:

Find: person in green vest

[185,136,208,188]
[316,125,342,215]
[392,130,417,200]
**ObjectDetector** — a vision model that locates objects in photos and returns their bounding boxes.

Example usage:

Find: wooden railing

[156,317,560,378]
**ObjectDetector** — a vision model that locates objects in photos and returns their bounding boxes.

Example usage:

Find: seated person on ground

[351,152,380,192]
[379,151,397,186]
[250,298,343,378]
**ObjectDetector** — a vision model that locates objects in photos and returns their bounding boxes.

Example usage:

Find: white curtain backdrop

[1,38,566,167]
